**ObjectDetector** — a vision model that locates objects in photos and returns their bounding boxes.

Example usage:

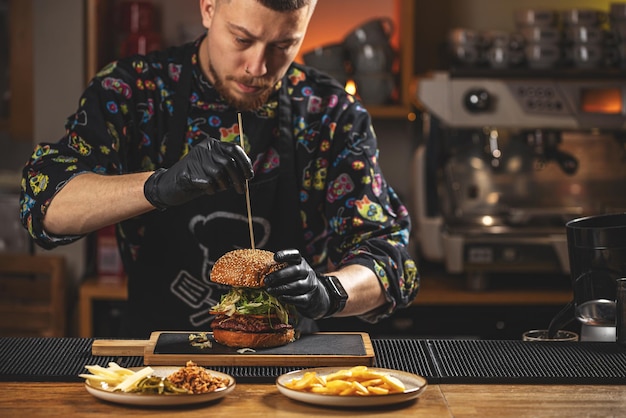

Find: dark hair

[216,0,316,13]
[257,0,314,11]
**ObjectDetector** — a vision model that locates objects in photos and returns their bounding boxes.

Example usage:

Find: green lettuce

[211,287,291,324]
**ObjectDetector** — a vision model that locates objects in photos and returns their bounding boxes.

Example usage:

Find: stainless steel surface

[416,71,626,129]
[580,324,617,342]
[439,131,626,228]
[575,299,616,326]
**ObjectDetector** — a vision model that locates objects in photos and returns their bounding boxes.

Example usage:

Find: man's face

[199,0,313,111]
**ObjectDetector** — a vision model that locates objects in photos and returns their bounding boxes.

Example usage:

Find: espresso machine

[411,69,626,291]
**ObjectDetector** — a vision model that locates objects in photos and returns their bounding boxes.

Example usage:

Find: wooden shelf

[368,104,415,119]
[6,0,33,141]
[413,261,573,306]
[367,0,417,119]
[78,277,127,337]
[0,254,67,337]
[416,275,572,306]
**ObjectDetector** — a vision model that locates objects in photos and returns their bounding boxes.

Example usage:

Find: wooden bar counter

[2,335,626,416]
[1,381,625,417]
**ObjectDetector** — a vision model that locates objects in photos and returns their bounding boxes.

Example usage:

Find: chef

[19,0,419,337]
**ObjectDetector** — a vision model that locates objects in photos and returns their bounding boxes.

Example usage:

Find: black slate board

[153,332,367,355]
[144,331,375,366]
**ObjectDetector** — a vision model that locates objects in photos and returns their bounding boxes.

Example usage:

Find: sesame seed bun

[210,249,284,287]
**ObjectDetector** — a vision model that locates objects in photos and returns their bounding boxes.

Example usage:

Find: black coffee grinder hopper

[548,213,626,341]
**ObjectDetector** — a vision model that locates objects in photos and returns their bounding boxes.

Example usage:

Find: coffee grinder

[548,213,626,341]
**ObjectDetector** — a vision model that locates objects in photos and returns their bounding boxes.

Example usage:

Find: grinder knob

[464,88,492,113]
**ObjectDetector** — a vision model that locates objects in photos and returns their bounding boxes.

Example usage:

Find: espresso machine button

[463,88,492,113]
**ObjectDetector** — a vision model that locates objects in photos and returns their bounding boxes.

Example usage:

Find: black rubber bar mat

[426,339,626,384]
[1,337,626,384]
[0,337,143,382]
[371,338,435,378]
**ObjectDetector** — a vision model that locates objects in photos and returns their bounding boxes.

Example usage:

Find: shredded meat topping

[167,361,229,394]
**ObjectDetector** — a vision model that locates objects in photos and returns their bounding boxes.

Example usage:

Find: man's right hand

[143,137,253,210]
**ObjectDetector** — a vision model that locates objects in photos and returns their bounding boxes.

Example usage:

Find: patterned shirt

[20,38,419,327]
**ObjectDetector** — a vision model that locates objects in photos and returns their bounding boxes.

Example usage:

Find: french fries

[80,362,154,392]
[283,366,406,396]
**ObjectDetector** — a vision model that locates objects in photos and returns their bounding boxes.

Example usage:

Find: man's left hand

[264,249,331,320]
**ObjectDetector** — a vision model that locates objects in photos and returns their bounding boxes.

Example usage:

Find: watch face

[318,275,348,318]
[328,276,348,300]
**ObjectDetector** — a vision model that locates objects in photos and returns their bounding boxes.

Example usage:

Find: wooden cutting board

[93,331,375,367]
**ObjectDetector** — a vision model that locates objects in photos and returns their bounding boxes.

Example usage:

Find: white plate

[276,367,427,407]
[84,366,235,406]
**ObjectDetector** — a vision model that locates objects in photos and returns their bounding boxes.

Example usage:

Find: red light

[581,88,623,114]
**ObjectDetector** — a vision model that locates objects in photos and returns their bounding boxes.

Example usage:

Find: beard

[208,62,275,112]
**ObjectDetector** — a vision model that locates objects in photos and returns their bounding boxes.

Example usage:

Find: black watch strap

[319,274,348,318]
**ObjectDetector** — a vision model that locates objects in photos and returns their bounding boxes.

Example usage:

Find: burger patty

[212,314,293,334]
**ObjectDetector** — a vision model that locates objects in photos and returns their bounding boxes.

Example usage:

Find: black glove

[144,137,253,209]
[264,249,332,320]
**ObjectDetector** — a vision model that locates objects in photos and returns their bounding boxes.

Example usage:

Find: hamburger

[209,249,296,348]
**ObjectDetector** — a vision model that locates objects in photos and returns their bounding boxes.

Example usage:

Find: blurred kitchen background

[1,0,624,339]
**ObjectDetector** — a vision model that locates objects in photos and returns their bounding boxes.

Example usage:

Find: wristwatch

[318,274,348,318]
